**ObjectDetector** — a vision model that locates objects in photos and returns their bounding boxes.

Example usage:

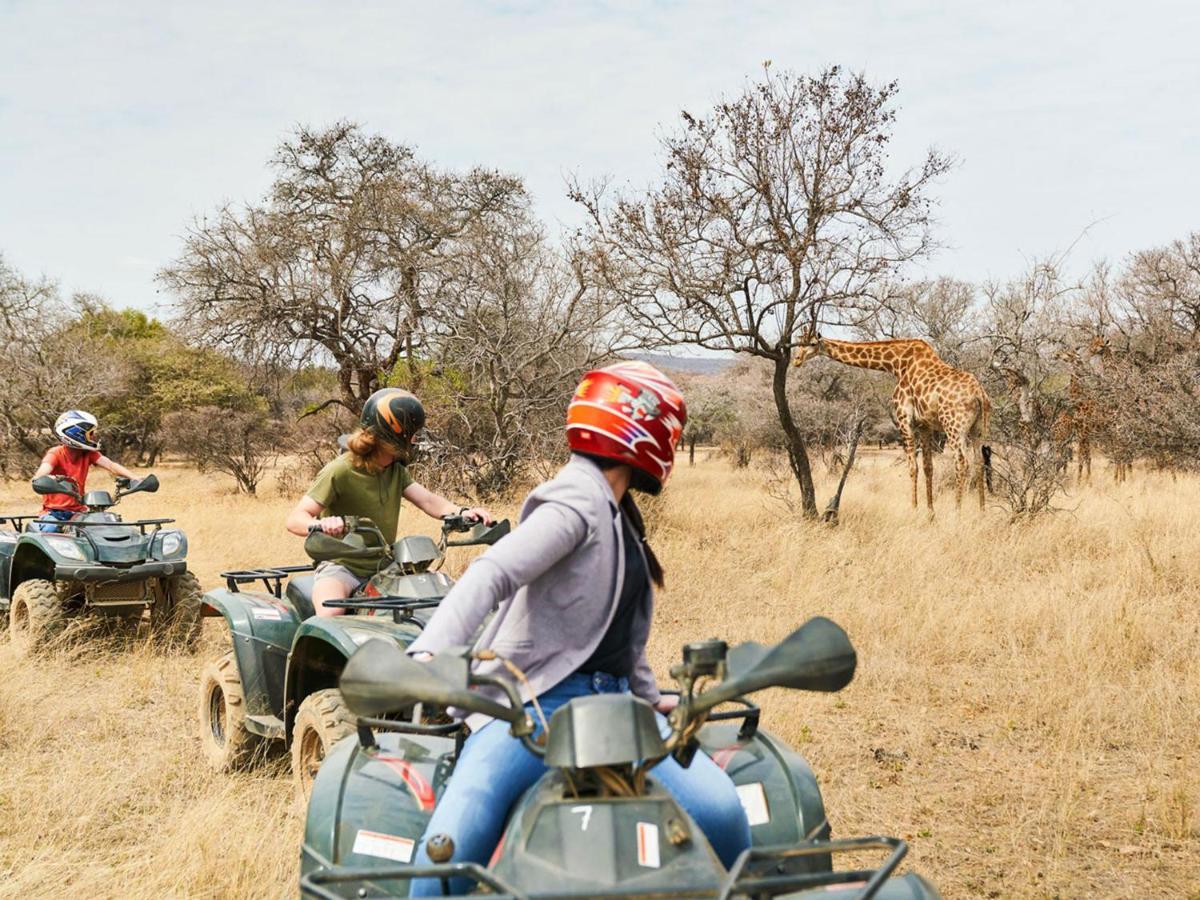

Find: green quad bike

[198,513,510,797]
[299,617,940,899]
[0,473,200,655]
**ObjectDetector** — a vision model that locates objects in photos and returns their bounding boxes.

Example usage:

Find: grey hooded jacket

[407,454,659,729]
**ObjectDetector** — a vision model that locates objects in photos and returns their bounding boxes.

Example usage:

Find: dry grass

[1,454,1197,898]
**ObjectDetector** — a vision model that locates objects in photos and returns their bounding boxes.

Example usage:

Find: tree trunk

[823,417,865,525]
[688,438,696,466]
[771,356,818,517]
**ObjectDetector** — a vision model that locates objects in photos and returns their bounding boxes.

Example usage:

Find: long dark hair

[580,454,665,588]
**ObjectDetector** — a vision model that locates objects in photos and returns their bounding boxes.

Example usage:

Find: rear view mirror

[133,474,159,494]
[32,475,78,498]
[340,641,519,723]
[304,530,386,562]
[446,519,511,548]
[692,617,856,715]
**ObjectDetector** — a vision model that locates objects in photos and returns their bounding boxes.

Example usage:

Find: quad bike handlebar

[305,515,511,563]
[31,473,159,504]
[340,617,858,769]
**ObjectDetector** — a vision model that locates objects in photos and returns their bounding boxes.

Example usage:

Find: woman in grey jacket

[407,361,751,895]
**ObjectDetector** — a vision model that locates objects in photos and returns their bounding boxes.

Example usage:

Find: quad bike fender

[0,531,19,606]
[202,587,303,724]
[301,729,453,877]
[9,539,75,592]
[697,721,833,873]
[284,618,424,742]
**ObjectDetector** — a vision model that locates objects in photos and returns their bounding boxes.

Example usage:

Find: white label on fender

[353,829,415,863]
[636,822,660,868]
[736,782,771,826]
[252,608,281,620]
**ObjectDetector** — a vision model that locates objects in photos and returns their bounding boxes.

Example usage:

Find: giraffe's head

[792,334,826,367]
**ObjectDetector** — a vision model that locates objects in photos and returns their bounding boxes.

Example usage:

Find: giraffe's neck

[819,339,933,376]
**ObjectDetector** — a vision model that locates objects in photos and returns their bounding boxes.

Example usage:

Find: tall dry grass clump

[0,454,1196,897]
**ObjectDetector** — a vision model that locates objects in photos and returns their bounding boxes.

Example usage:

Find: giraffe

[1051,351,1097,483]
[793,336,992,510]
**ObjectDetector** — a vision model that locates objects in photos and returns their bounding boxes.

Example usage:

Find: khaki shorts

[313,561,367,594]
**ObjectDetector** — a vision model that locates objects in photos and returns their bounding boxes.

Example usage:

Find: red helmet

[566,361,687,491]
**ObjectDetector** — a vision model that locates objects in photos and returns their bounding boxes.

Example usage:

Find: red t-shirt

[40,446,102,512]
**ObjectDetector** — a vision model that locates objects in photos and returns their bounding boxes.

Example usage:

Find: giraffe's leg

[920,430,935,511]
[949,427,968,508]
[976,440,985,509]
[898,417,918,509]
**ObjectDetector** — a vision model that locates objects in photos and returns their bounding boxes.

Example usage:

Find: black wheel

[8,578,65,656]
[292,688,356,802]
[152,572,202,649]
[198,651,262,771]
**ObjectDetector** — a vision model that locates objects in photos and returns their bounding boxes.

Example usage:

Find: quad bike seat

[287,575,317,620]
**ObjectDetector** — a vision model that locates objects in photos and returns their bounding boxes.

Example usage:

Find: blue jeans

[410,672,752,896]
[31,509,74,533]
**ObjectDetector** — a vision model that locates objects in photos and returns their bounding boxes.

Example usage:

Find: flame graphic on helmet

[374,389,409,436]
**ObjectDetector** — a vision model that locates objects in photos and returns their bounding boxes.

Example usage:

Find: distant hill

[628,352,735,375]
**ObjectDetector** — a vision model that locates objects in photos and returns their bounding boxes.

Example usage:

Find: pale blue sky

[1,0,1197,313]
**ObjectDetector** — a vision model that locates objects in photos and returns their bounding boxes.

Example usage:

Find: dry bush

[0,458,1196,898]
[163,407,281,495]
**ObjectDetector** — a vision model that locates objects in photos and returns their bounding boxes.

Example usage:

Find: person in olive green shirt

[285,389,493,617]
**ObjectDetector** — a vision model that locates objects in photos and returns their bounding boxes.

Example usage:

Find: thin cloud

[1,0,1198,309]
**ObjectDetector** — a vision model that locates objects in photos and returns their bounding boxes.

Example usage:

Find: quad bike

[198,513,510,797]
[0,473,199,655]
[299,617,940,898]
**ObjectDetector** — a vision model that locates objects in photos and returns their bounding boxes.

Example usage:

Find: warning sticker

[352,829,415,863]
[736,782,771,826]
[636,821,660,868]
[252,608,282,620]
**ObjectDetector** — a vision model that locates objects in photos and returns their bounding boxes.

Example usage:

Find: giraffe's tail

[971,393,991,441]
[974,393,994,495]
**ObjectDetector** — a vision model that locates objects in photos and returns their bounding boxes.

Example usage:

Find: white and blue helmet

[54,410,100,451]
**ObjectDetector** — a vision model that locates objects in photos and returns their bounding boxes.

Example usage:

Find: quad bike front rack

[221,565,315,598]
[300,861,524,900]
[0,515,175,535]
[717,835,908,899]
[0,514,47,531]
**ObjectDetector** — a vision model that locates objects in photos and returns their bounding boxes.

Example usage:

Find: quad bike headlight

[156,531,186,559]
[45,536,87,561]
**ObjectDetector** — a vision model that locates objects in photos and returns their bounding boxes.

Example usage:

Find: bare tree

[868,277,979,364]
[420,216,633,496]
[976,261,1081,517]
[159,123,526,413]
[0,259,124,472]
[572,66,951,516]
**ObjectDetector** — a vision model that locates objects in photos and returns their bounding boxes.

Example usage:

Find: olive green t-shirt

[306,454,414,576]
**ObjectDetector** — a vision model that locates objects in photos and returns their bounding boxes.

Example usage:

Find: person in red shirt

[31,410,137,532]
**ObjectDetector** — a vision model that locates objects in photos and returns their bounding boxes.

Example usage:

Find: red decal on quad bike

[376,756,435,810]
[710,746,742,770]
[487,833,506,868]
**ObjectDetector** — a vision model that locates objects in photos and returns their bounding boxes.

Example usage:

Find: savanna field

[0,452,1196,899]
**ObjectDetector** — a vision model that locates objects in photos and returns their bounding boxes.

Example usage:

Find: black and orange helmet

[360,388,425,462]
